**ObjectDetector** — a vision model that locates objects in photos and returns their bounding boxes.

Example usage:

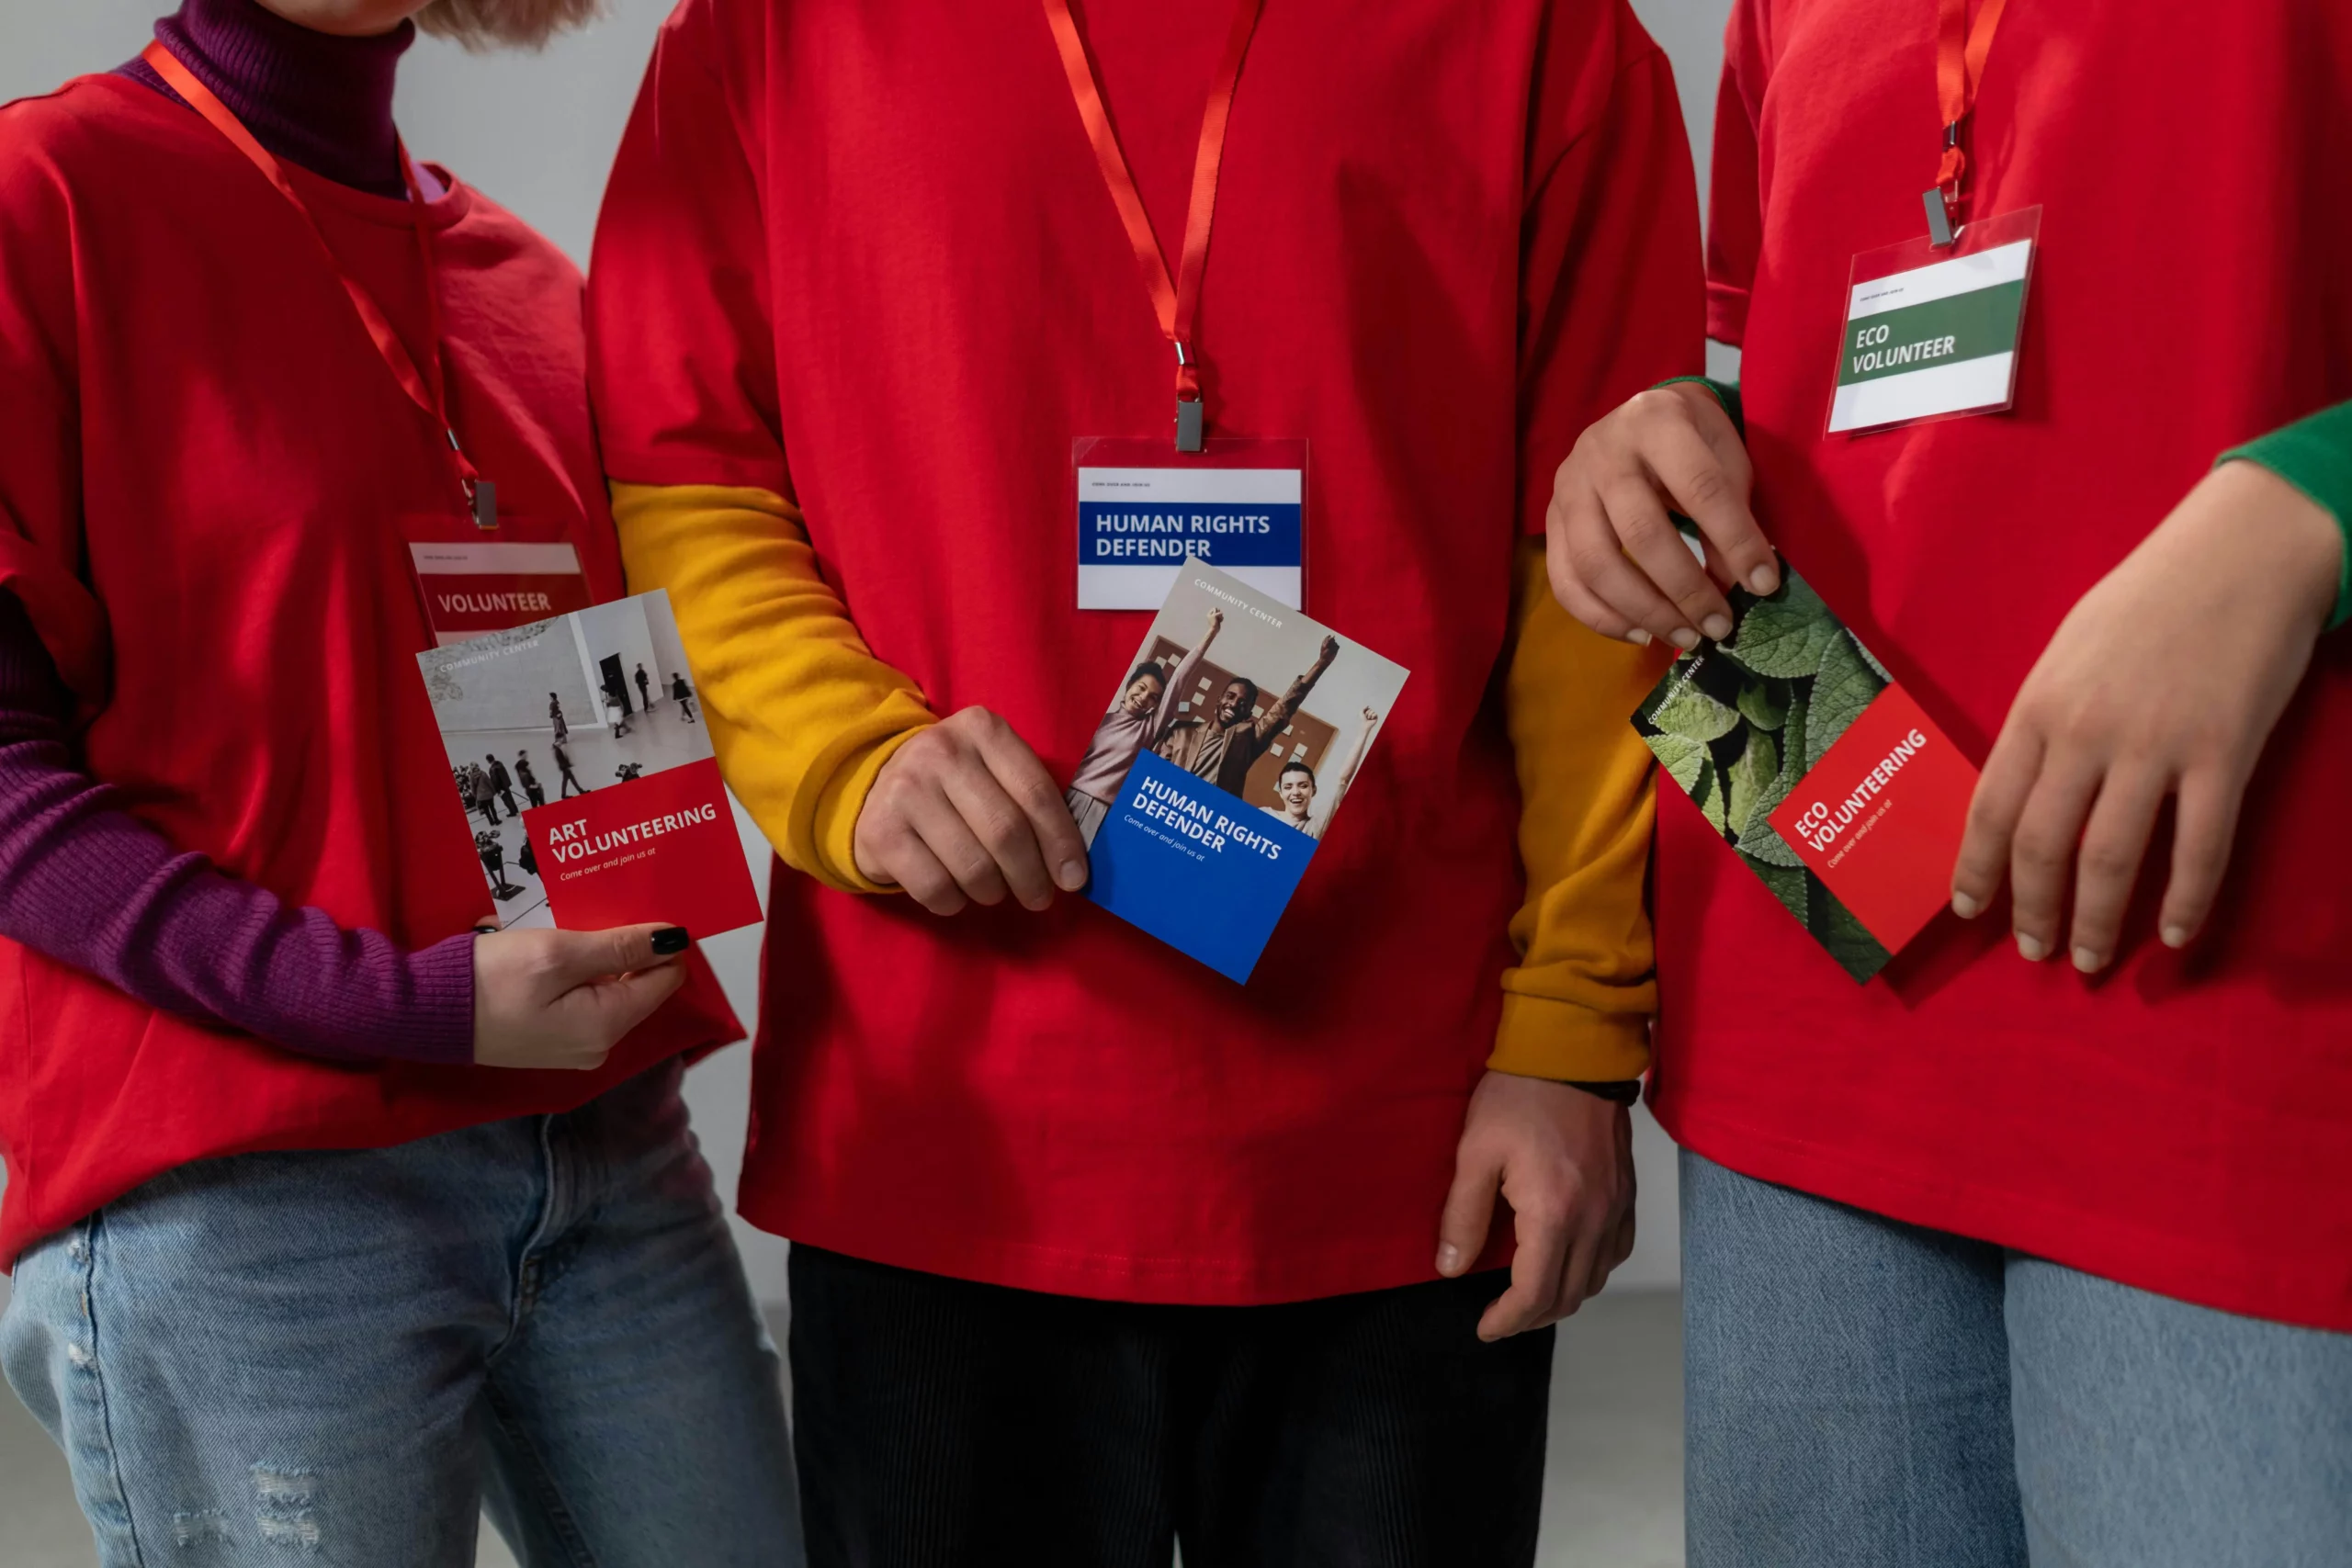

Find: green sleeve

[2220,400,2352,631]
[1658,375,1744,436]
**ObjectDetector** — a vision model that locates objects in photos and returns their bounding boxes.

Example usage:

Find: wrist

[2213,459,2343,635]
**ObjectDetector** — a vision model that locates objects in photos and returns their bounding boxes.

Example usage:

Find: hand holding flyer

[416,592,763,938]
[1068,561,1409,981]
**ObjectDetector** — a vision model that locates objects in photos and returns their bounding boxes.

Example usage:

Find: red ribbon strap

[142,39,482,513]
[1931,0,2011,222]
[1042,0,1265,434]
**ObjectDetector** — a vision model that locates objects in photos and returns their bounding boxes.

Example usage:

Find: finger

[972,718,1092,897]
[1478,1190,1570,1342]
[1559,480,1695,647]
[548,923,690,988]
[1544,509,1644,643]
[1640,411,1774,597]
[2064,764,2167,973]
[1549,1204,1608,1324]
[902,783,1008,907]
[938,759,1057,911]
[1951,722,2047,920]
[1435,1139,1502,1280]
[876,822,968,917]
[2158,768,2247,950]
[1598,471,1736,645]
[2007,753,2105,964]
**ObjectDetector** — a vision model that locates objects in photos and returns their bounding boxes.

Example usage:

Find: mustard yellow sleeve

[611,482,936,894]
[1491,537,1669,1081]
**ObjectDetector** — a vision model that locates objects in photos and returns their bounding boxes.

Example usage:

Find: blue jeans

[1,1061,801,1567]
[1681,1148,2352,1568]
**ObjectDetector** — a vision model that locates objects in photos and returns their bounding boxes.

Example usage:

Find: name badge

[1826,207,2041,436]
[404,533,594,645]
[1073,436,1306,611]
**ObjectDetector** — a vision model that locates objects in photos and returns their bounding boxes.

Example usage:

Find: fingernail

[1951,890,1982,919]
[2015,932,2048,962]
[1058,860,1087,891]
[2161,924,2191,950]
[651,927,690,954]
[1624,627,1652,647]
[1436,1243,1461,1276]
[1668,627,1700,651]
[1701,614,1733,641]
[1748,563,1781,595]
[2071,945,2103,975]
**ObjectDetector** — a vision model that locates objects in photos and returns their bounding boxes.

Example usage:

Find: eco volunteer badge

[1826,207,2040,435]
[1067,559,1408,981]
[1633,557,1978,981]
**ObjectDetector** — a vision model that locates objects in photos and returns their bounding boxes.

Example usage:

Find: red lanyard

[141,39,493,527]
[1041,0,1265,452]
[1924,0,2010,245]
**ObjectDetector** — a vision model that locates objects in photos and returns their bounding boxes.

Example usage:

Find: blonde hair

[414,0,604,51]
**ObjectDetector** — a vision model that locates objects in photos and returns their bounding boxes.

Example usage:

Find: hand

[1318,634,1340,664]
[472,923,692,1071]
[1437,1070,1637,1341]
[1205,606,1225,638]
[854,706,1091,915]
[1544,380,1780,649]
[1363,707,1379,723]
[1951,461,2342,970]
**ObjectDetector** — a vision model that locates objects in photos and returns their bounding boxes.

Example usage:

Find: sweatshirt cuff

[809,722,934,895]
[2219,401,2352,631]
[1487,991,1652,1083]
[1659,375,1743,435]
[400,931,480,1066]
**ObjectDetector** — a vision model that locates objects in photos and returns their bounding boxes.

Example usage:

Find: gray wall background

[0,0,1735,1303]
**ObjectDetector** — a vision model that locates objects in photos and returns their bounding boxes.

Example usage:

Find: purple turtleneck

[0,1,477,1066]
[119,0,415,198]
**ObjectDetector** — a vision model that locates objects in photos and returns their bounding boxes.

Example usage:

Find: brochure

[1067,560,1409,982]
[1634,559,1977,982]
[417,591,763,937]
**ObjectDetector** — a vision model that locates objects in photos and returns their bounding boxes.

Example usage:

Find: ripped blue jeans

[0,1061,801,1567]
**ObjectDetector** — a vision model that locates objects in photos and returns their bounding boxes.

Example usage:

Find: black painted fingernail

[651,927,690,954]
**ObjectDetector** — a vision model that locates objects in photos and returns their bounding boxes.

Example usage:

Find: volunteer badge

[416,591,763,936]
[1634,557,1978,981]
[1067,559,1408,981]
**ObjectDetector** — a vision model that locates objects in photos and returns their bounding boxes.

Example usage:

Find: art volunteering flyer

[1066,561,1409,982]
[1633,557,1978,982]
[416,591,763,937]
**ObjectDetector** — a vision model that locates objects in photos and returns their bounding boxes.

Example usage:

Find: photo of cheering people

[1067,562,1407,847]
[418,592,712,927]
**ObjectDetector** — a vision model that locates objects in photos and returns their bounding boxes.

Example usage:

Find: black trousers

[786,1244,1554,1568]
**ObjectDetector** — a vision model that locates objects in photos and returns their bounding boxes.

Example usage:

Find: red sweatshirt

[1654,0,2352,1330]
[0,74,740,1266]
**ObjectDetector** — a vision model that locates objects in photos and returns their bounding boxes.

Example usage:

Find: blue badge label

[1086,750,1316,981]
[1077,462,1303,610]
[1066,560,1409,982]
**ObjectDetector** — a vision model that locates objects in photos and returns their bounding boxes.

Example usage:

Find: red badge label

[1767,682,1978,955]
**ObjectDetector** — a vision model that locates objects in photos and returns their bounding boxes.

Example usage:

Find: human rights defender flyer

[1066,561,1408,982]
[1633,562,1977,982]
[417,592,763,936]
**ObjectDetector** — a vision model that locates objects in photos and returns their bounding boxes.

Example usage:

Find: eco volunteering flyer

[1634,556,1978,981]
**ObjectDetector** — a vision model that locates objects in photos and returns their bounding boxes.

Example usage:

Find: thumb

[546,923,691,989]
[1436,1137,1504,1279]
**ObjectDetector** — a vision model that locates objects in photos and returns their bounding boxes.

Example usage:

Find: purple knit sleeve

[0,593,474,1066]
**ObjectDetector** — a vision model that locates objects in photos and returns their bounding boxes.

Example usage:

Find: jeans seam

[81,1214,152,1568]
[481,1378,602,1568]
